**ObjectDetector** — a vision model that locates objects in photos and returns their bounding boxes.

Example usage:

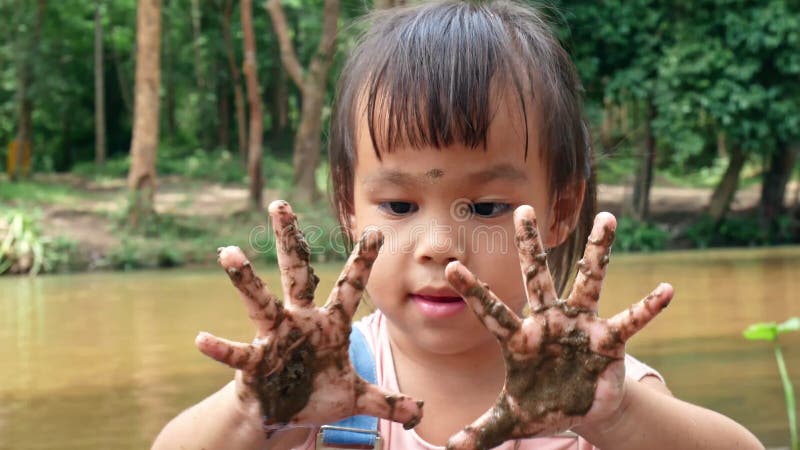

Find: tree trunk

[162,0,176,136]
[222,0,247,162]
[191,0,205,90]
[708,143,747,224]
[217,59,230,150]
[272,45,288,136]
[95,0,107,166]
[631,101,656,221]
[10,0,45,181]
[759,141,799,228]
[127,0,162,228]
[111,34,133,114]
[266,0,340,204]
[242,0,264,210]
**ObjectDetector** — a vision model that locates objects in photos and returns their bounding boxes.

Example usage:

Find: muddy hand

[195,200,423,435]
[443,206,673,450]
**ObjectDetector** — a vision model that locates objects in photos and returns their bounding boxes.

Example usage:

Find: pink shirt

[302,311,664,450]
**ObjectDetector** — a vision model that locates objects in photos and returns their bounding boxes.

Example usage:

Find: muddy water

[0,247,798,449]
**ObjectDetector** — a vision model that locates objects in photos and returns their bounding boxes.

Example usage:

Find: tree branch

[307,0,340,84]
[264,0,305,89]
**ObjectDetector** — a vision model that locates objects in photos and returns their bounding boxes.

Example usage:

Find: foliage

[0,209,45,275]
[743,317,799,450]
[614,217,669,252]
[106,238,146,271]
[1,0,799,267]
[42,236,82,273]
[0,209,80,275]
[72,145,295,187]
[683,214,797,248]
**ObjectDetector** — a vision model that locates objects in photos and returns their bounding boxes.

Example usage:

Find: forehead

[354,93,545,185]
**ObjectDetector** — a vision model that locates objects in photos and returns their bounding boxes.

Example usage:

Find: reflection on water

[0,246,798,449]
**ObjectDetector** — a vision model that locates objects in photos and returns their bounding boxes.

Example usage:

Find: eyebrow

[362,163,528,188]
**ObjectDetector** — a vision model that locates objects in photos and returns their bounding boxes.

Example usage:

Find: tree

[652,0,800,227]
[9,0,45,181]
[95,0,107,166]
[242,0,264,210]
[266,0,341,204]
[221,0,247,162]
[127,0,162,228]
[759,143,797,228]
[561,0,669,222]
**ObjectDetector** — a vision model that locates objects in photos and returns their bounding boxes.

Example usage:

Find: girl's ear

[545,180,586,249]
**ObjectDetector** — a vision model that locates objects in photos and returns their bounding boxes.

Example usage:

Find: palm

[444,206,673,450]
[196,200,423,435]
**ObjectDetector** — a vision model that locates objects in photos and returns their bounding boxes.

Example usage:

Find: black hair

[328,0,596,295]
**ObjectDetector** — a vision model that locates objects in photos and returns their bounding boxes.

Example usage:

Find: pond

[1,246,798,449]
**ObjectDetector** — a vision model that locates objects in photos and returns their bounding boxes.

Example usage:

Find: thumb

[354,381,424,430]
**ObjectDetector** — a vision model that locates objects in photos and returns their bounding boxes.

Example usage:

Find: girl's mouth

[409,293,466,318]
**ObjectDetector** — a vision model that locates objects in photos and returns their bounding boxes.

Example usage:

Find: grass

[0,179,85,205]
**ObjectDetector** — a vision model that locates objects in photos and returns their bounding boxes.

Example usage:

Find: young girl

[153,1,763,449]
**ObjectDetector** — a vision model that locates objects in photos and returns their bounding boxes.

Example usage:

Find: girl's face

[350,99,565,356]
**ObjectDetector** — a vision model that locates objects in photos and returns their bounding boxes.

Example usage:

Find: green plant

[615,217,670,252]
[42,236,81,273]
[743,317,799,450]
[107,239,147,271]
[684,214,797,248]
[156,244,184,268]
[0,210,46,275]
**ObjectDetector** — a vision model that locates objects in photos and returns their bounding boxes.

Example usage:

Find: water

[0,247,798,449]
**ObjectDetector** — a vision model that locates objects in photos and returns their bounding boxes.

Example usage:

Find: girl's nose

[411,217,467,265]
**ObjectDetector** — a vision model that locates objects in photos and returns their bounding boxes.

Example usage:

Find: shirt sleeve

[624,353,665,384]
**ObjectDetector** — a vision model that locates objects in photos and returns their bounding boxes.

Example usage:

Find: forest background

[1,0,799,274]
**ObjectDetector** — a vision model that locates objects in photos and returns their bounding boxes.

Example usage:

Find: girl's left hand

[443,206,673,450]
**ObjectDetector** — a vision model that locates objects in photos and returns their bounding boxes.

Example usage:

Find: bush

[0,209,81,275]
[683,214,797,248]
[615,217,670,252]
[42,236,82,273]
[107,239,147,271]
[0,209,46,275]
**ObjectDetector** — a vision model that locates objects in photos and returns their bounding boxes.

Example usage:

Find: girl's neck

[385,322,506,388]
[385,321,507,446]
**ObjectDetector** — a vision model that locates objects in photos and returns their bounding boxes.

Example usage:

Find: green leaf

[777,317,800,334]
[743,322,778,341]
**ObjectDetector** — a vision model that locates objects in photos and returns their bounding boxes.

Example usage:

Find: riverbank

[2,173,798,273]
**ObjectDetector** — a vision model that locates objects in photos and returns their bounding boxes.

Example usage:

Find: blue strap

[320,326,378,446]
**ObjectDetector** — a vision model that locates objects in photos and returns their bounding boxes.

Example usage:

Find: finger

[218,246,284,336]
[268,200,320,307]
[195,331,265,371]
[605,283,673,345]
[567,212,616,312]
[446,403,517,450]
[323,227,383,318]
[354,380,424,430]
[446,261,521,342]
[514,205,558,309]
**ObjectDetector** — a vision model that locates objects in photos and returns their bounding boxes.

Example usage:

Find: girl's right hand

[195,200,423,436]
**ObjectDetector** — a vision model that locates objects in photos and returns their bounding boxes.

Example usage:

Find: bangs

[333,1,563,161]
[360,4,530,158]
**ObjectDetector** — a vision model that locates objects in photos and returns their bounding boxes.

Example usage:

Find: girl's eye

[378,201,419,216]
[472,202,512,218]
